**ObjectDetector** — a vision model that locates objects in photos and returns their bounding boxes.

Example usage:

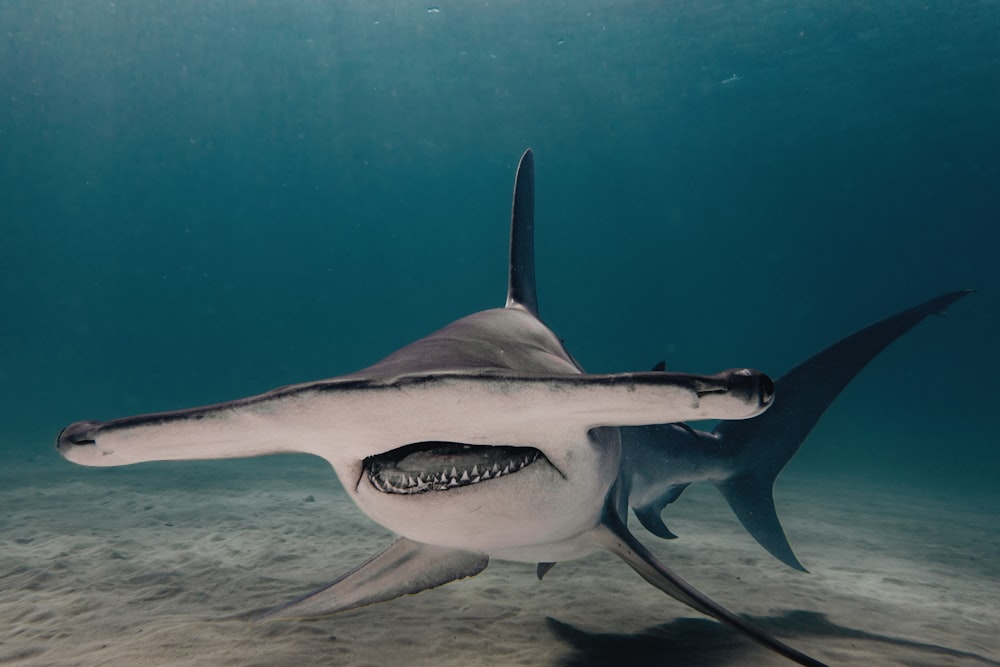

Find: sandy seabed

[2,454,998,667]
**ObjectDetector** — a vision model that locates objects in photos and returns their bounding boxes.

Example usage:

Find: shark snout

[698,368,774,418]
[57,419,128,466]
[731,367,774,410]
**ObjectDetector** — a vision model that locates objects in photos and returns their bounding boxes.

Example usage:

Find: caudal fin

[714,289,972,570]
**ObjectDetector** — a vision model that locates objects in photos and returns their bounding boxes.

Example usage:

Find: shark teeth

[364,442,542,495]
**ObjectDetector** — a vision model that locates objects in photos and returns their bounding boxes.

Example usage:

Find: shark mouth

[364,441,543,495]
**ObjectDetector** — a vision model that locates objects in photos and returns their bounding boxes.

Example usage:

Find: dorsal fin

[505,148,538,317]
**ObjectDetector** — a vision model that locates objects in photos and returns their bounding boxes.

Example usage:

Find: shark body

[57,149,969,667]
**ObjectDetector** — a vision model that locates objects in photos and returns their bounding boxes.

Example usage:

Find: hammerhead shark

[57,149,969,667]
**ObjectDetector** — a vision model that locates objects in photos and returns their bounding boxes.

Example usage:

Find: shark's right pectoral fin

[590,515,828,667]
[257,538,488,622]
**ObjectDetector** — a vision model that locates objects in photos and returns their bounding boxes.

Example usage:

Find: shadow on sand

[548,610,999,667]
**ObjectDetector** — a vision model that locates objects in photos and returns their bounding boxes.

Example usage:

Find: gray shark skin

[58,148,900,667]
[622,288,972,572]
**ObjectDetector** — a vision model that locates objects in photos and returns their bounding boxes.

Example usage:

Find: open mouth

[364,442,543,495]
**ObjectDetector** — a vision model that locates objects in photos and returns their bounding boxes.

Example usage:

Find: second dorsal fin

[505,148,538,317]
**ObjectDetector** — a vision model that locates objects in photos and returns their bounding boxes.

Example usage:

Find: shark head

[331,301,771,558]
[58,299,771,561]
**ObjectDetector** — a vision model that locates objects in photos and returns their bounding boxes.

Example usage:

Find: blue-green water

[2,3,999,665]
[2,4,997,498]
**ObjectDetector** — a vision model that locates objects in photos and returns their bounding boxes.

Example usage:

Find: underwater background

[3,0,998,491]
[2,4,999,664]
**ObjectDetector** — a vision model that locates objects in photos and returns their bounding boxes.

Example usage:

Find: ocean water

[2,1,998,665]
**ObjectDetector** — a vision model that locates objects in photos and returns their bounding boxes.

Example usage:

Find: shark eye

[760,374,775,405]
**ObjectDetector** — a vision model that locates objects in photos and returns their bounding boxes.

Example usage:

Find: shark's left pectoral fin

[257,538,488,622]
[590,516,828,667]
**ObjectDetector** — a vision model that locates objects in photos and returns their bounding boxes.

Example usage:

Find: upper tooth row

[372,454,537,493]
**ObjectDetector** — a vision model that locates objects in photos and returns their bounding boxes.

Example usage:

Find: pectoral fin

[257,538,488,622]
[590,515,827,667]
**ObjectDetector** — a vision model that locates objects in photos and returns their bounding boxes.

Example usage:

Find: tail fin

[714,289,972,570]
[505,148,538,316]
